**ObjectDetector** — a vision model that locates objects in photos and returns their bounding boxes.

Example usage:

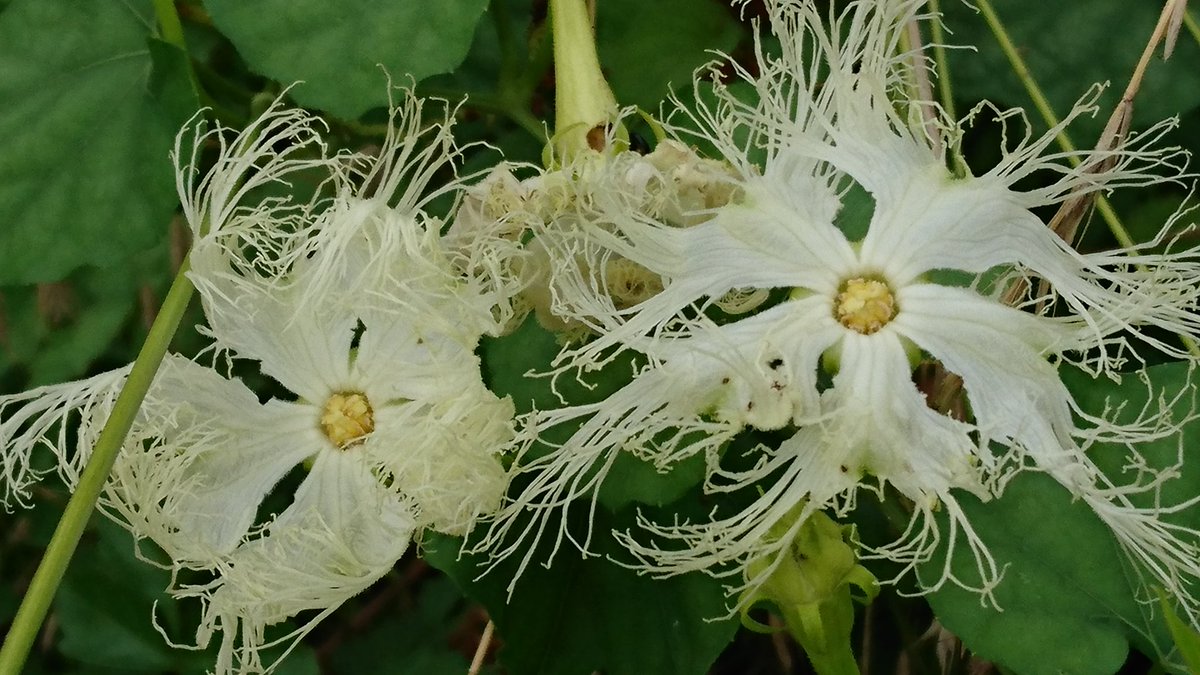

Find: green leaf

[924,362,1199,674]
[204,0,490,119]
[597,449,706,509]
[0,256,165,387]
[1065,363,1200,520]
[596,0,742,110]
[0,0,181,284]
[425,507,738,675]
[1160,590,1200,674]
[481,314,570,416]
[922,473,1142,675]
[481,315,643,417]
[421,0,543,98]
[147,37,203,130]
[55,518,322,674]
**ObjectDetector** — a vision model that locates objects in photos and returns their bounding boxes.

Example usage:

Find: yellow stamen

[835,278,896,335]
[319,392,375,449]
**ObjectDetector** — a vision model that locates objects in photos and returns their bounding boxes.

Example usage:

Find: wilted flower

[457,132,746,339]
[487,0,1200,618]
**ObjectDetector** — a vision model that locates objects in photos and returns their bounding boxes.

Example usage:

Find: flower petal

[353,312,483,404]
[830,330,984,502]
[857,165,1093,287]
[618,430,857,581]
[195,450,415,674]
[188,247,357,402]
[891,283,1075,449]
[0,364,130,508]
[107,357,320,562]
[558,174,852,358]
[654,295,844,429]
[370,383,513,535]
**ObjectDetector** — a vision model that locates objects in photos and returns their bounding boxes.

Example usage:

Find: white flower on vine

[490,0,1200,615]
[2,93,519,675]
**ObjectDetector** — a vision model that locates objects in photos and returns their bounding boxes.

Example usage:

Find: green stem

[781,601,861,675]
[976,0,1136,241]
[1149,17,1198,346]
[548,0,619,161]
[1185,7,1200,50]
[151,0,202,102]
[927,0,956,121]
[0,261,195,675]
[152,0,186,50]
[974,0,1077,153]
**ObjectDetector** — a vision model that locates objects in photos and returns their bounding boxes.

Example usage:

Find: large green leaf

[597,0,742,110]
[1,271,142,388]
[0,0,183,284]
[0,235,178,388]
[425,506,738,675]
[922,473,1148,675]
[205,0,490,119]
[1067,363,1200,525]
[1160,591,1200,675]
[924,362,1198,674]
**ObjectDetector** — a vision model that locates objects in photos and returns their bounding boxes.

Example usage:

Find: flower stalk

[0,260,194,675]
[547,0,622,163]
[740,510,879,675]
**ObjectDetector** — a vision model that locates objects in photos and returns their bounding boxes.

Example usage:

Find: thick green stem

[548,0,619,162]
[780,598,861,675]
[0,261,195,675]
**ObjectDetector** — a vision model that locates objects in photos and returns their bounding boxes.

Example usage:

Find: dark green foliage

[0,0,185,285]
[925,363,1199,675]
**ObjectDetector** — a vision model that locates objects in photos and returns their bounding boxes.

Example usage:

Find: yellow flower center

[834,277,896,335]
[319,392,375,449]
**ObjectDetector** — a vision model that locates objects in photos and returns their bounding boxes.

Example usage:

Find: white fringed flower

[2,93,519,674]
[159,94,516,673]
[491,0,1200,614]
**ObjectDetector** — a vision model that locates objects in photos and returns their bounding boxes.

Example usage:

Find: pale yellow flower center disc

[835,277,896,335]
[319,392,375,449]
